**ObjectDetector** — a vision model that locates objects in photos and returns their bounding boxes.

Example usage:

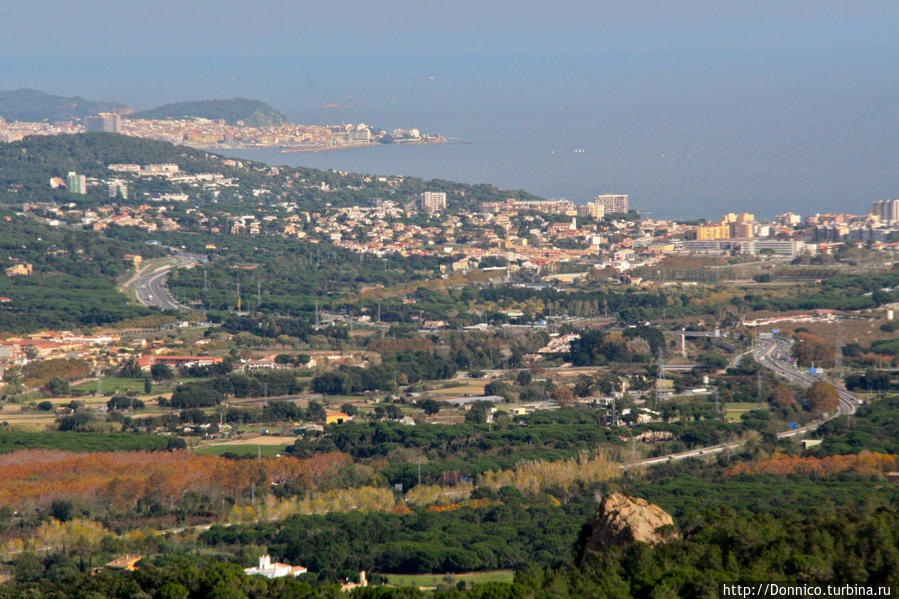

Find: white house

[244,555,307,579]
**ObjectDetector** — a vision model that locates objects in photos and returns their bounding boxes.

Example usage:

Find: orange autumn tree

[0,450,353,512]
[771,385,796,410]
[805,381,840,414]
[791,332,836,368]
[727,453,898,477]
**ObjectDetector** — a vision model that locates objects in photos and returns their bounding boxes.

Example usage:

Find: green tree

[306,400,327,422]
[420,399,442,415]
[516,370,533,386]
[464,401,491,424]
[44,377,71,397]
[151,363,175,381]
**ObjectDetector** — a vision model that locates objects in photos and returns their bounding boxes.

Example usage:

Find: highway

[627,336,859,469]
[751,336,858,418]
[125,254,203,311]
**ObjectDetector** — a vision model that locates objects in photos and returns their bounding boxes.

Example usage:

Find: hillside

[129,97,291,127]
[0,89,130,122]
[0,133,235,204]
[0,133,544,210]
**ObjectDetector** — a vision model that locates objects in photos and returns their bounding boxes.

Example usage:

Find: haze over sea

[6,50,897,220]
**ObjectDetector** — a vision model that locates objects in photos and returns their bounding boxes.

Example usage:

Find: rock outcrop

[578,493,679,559]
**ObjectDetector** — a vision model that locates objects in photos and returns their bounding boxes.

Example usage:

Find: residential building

[679,239,805,257]
[870,199,899,224]
[66,171,87,194]
[595,194,629,214]
[694,223,730,240]
[105,555,143,571]
[108,181,128,199]
[326,412,352,425]
[420,191,447,213]
[588,199,606,219]
[84,113,122,133]
[5,263,33,276]
[732,222,755,238]
[135,355,224,371]
[776,212,802,226]
[244,555,307,579]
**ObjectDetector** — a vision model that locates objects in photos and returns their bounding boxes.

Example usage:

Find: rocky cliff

[578,493,679,560]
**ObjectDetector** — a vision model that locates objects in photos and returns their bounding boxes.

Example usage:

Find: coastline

[278,136,448,154]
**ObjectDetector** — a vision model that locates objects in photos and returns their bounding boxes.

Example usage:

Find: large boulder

[579,493,679,558]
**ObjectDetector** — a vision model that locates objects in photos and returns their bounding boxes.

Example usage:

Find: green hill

[129,98,291,127]
[0,133,231,204]
[0,88,130,122]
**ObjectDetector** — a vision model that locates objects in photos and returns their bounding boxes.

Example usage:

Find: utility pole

[315,301,320,327]
[203,268,207,291]
[834,321,843,372]
[257,281,261,312]
[657,347,664,383]
[756,369,762,402]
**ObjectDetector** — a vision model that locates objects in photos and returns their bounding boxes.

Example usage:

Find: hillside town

[0,113,443,151]
[19,160,899,278]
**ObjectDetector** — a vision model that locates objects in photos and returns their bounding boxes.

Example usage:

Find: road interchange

[629,335,858,469]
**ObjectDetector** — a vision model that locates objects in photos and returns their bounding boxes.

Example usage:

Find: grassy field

[385,570,514,588]
[724,402,767,410]
[71,377,148,394]
[71,376,194,395]
[194,443,288,457]
[724,401,767,422]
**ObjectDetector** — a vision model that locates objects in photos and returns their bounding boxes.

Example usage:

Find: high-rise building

[594,194,629,215]
[733,222,755,238]
[419,191,447,213]
[869,199,899,224]
[108,181,128,200]
[84,113,122,133]
[66,171,87,194]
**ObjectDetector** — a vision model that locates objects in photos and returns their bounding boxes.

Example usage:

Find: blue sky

[2,1,896,57]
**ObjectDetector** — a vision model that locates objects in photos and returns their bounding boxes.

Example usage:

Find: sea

[8,51,898,220]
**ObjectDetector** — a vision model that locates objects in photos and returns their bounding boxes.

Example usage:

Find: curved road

[752,336,857,418]
[125,254,203,311]
[629,336,858,469]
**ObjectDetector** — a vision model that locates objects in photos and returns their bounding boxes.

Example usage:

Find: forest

[2,470,894,597]
[0,210,162,331]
